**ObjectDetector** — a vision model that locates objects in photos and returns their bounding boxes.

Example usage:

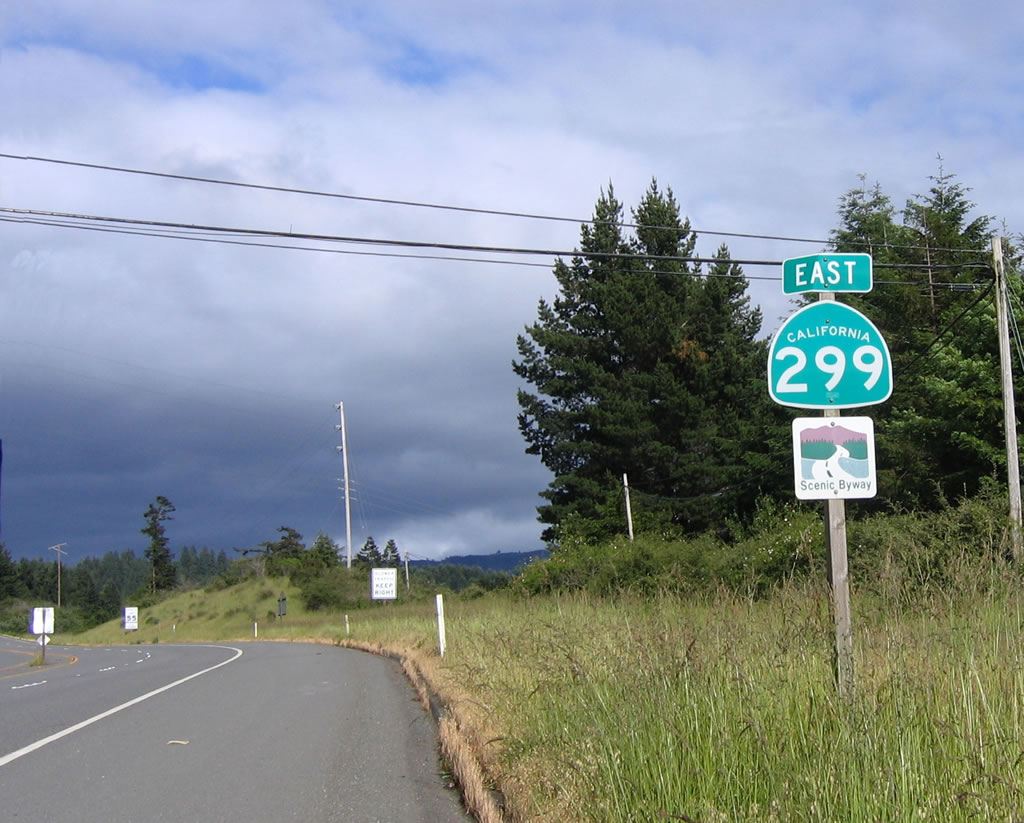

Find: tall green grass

[410,581,1024,822]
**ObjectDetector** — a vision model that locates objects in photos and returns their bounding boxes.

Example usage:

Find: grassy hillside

[56,578,339,645]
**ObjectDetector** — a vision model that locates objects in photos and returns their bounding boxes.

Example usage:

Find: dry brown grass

[336,638,507,822]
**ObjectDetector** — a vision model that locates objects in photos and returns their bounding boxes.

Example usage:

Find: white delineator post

[623,473,634,540]
[435,594,447,658]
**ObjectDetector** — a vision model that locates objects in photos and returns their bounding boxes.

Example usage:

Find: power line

[0,152,996,258]
[0,205,786,264]
[899,282,996,375]
[0,206,994,288]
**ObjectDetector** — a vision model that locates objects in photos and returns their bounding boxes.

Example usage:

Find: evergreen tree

[215,549,231,576]
[17,557,56,601]
[177,545,197,584]
[0,545,20,599]
[66,567,103,625]
[382,539,401,568]
[248,527,305,577]
[197,547,217,580]
[356,536,382,567]
[98,581,121,622]
[308,533,341,570]
[142,496,177,593]
[830,165,1009,508]
[514,181,783,542]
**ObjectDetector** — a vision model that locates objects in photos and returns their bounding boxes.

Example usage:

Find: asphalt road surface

[0,636,472,822]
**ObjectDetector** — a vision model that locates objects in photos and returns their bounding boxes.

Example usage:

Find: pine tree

[382,539,401,568]
[514,181,782,542]
[98,581,121,622]
[0,545,20,599]
[142,496,177,593]
[254,527,305,577]
[177,546,197,584]
[830,165,1008,508]
[308,533,341,570]
[356,536,382,567]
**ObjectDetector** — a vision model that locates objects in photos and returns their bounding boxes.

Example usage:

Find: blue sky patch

[380,39,484,88]
[161,54,264,93]
[6,36,263,94]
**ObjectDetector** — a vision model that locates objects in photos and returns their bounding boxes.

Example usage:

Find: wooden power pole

[993,235,1022,558]
[48,543,68,608]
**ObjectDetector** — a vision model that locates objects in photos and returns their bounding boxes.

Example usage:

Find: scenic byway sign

[768,301,892,409]
[792,417,877,500]
[783,253,873,294]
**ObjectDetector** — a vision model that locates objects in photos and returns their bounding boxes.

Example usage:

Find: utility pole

[335,402,354,569]
[48,543,68,608]
[993,235,1022,558]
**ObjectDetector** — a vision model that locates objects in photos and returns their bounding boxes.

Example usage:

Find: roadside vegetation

[23,487,1024,822]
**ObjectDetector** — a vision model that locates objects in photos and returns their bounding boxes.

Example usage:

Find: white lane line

[99,667,116,673]
[11,681,46,690]
[0,645,243,768]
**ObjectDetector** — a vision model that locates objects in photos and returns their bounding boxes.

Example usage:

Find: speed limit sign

[768,301,892,409]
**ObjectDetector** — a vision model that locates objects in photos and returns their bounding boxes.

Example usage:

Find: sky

[0,1,1022,563]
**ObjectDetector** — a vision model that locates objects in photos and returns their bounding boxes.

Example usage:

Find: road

[0,636,471,822]
[811,443,856,482]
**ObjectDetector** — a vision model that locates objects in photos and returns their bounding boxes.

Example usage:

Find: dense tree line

[0,495,236,633]
[0,542,233,629]
[515,169,1021,546]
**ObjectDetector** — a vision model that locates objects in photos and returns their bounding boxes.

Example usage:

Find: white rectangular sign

[31,607,54,635]
[792,416,877,500]
[124,606,139,631]
[370,568,398,600]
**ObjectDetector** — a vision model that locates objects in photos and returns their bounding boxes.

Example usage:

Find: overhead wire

[898,282,996,375]
[0,207,994,289]
[1004,278,1024,373]
[0,151,995,259]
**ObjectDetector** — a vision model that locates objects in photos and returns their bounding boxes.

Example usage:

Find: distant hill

[409,550,548,573]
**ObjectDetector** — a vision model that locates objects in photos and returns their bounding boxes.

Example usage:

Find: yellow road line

[0,652,78,681]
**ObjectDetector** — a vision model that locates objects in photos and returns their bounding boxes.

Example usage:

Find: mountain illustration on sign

[798,424,870,481]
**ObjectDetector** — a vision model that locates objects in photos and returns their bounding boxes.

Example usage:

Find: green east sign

[783,253,873,294]
[768,301,892,409]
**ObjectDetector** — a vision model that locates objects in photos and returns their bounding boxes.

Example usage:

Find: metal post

[993,235,1022,558]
